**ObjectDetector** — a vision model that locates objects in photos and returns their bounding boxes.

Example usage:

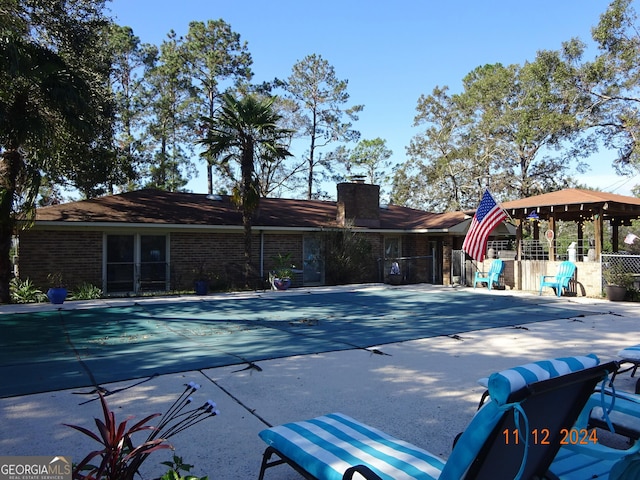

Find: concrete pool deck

[1,284,639,479]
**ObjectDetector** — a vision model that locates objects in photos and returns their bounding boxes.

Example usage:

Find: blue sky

[107,0,638,197]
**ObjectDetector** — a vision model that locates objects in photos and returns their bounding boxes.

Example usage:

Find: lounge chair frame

[258,360,617,480]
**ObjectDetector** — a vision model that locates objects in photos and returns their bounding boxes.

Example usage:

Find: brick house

[16,181,502,295]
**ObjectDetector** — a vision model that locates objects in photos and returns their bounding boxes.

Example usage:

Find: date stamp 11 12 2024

[502,427,598,446]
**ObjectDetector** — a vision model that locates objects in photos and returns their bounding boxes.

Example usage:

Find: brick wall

[336,182,380,227]
[170,232,304,289]
[18,230,102,290]
[18,227,429,293]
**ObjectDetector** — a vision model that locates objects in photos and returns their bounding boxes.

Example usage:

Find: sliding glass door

[106,235,135,293]
[105,234,168,294]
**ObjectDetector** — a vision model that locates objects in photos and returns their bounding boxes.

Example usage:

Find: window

[385,237,400,259]
[303,236,324,285]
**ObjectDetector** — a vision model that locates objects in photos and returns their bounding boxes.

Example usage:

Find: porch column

[612,221,619,252]
[548,216,556,260]
[516,218,523,261]
[442,236,452,285]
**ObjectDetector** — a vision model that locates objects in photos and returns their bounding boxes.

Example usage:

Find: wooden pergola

[501,189,640,260]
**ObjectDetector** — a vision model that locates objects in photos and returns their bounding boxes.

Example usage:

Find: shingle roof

[34,189,468,232]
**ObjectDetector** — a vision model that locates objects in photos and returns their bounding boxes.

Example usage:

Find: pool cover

[0,288,598,398]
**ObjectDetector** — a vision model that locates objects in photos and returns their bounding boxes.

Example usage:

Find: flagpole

[494,194,514,223]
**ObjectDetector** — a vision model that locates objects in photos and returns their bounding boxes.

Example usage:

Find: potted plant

[603,262,633,301]
[46,273,68,304]
[271,253,294,290]
[192,263,211,295]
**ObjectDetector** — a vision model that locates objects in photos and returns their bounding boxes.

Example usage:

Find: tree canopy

[575,0,640,173]
[395,0,640,211]
[0,0,114,302]
[396,55,594,211]
[283,53,364,199]
[6,0,640,300]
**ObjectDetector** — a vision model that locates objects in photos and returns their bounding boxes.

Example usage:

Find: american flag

[462,189,507,262]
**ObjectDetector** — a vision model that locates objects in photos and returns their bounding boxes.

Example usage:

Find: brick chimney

[336,178,380,227]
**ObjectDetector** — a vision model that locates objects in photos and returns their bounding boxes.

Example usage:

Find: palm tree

[199,93,292,286]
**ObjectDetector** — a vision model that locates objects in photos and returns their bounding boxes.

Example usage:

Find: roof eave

[23,220,477,234]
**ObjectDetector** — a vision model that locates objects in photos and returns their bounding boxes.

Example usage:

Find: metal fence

[520,239,595,261]
[602,253,640,290]
[485,239,596,262]
[451,250,466,285]
[106,261,169,294]
[379,256,435,284]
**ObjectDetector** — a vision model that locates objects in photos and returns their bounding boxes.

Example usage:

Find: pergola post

[594,210,603,258]
[577,221,584,260]
[612,220,619,252]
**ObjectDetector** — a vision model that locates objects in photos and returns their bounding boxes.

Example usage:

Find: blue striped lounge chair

[258,355,617,480]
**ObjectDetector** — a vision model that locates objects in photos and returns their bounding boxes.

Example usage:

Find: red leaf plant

[65,382,219,480]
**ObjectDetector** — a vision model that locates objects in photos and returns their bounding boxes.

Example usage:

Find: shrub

[160,455,208,480]
[9,277,47,303]
[323,228,376,285]
[70,282,103,300]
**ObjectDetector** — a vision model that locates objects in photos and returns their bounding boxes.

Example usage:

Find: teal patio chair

[258,355,616,480]
[618,344,640,394]
[473,258,505,290]
[474,356,640,479]
[549,385,640,478]
[539,260,576,297]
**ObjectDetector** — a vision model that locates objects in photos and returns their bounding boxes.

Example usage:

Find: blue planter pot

[273,278,292,290]
[194,280,209,295]
[47,287,68,304]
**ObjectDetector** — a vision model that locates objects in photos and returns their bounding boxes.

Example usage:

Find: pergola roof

[501,188,640,223]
